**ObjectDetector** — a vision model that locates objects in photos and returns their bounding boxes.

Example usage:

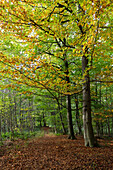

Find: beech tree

[0,0,112,146]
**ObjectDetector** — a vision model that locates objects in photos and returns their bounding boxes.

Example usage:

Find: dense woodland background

[0,0,113,148]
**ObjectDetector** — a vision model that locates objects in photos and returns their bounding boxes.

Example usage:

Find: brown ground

[0,135,113,170]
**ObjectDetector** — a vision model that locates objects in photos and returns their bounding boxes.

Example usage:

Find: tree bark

[65,60,76,139]
[82,54,95,147]
[75,94,82,135]
[95,82,100,137]
[66,95,76,139]
[58,100,67,134]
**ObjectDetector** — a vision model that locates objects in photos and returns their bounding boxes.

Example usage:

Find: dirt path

[0,135,113,169]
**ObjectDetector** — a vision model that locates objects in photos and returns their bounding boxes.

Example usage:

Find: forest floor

[0,134,113,170]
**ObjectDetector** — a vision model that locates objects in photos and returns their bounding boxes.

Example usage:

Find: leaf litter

[0,135,113,170]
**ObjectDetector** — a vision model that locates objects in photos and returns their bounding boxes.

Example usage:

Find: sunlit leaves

[0,0,112,97]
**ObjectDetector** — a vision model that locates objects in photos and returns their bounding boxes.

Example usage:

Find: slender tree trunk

[66,95,76,139]
[9,90,14,140]
[28,98,34,132]
[60,112,66,134]
[54,120,57,134]
[95,82,100,137]
[105,120,108,135]
[100,121,103,136]
[65,60,76,139]
[96,121,100,137]
[19,94,23,133]
[75,94,82,135]
[105,86,111,137]
[59,108,66,134]
[1,92,6,133]
[112,117,113,137]
[107,118,111,136]
[51,111,57,133]
[13,91,18,128]
[82,54,95,147]
[57,96,66,134]
[43,112,46,127]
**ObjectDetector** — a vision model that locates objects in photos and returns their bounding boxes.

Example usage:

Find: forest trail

[0,135,113,170]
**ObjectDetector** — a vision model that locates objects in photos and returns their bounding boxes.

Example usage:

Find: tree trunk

[65,60,76,139]
[75,94,82,135]
[107,118,111,137]
[43,112,46,127]
[57,96,67,134]
[39,118,42,127]
[82,54,95,147]
[111,117,113,137]
[95,82,100,137]
[13,91,18,128]
[59,108,67,134]
[105,120,108,135]
[100,121,103,136]
[28,98,34,132]
[96,121,100,137]
[66,95,76,139]
[9,90,14,140]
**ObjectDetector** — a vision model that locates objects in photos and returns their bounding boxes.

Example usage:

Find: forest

[0,0,113,169]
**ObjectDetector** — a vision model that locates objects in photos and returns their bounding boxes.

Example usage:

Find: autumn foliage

[0,0,112,148]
